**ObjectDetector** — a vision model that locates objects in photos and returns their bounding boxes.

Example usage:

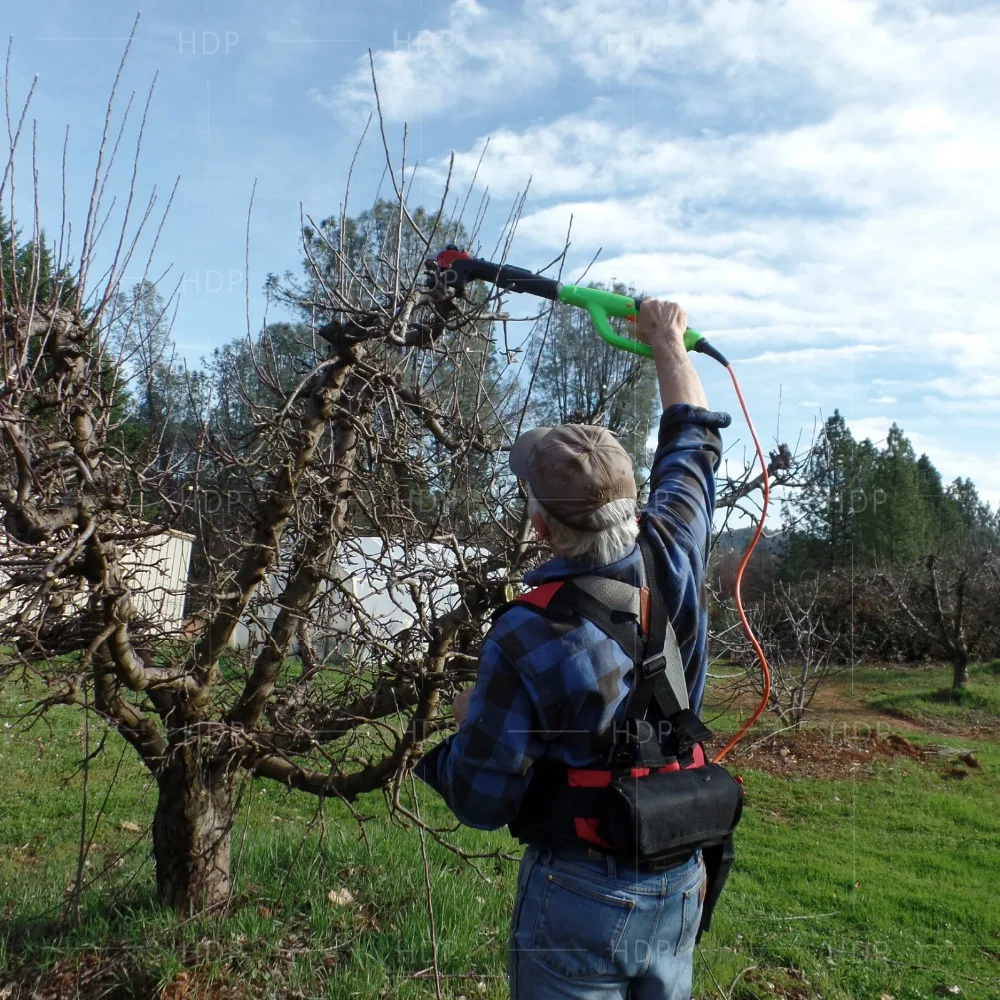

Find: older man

[414,300,732,1000]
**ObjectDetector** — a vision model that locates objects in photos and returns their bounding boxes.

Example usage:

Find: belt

[549,846,697,873]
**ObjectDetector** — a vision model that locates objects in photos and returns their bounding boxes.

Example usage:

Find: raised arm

[636,299,708,410]
[636,299,729,550]
[635,300,731,712]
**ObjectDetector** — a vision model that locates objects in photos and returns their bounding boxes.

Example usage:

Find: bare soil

[806,679,926,731]
[710,728,981,781]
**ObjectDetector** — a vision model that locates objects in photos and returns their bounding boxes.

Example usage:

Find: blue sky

[5,0,999,511]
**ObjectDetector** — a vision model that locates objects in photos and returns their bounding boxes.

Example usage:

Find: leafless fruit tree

[0,39,788,917]
[712,575,847,729]
[874,552,1000,689]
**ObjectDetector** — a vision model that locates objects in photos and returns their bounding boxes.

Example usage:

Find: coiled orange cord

[711,364,772,764]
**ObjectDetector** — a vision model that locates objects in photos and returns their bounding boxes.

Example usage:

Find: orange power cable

[711,364,772,765]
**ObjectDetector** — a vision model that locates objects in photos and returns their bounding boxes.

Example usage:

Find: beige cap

[509,424,637,530]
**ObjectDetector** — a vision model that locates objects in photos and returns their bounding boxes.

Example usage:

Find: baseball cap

[509,424,637,530]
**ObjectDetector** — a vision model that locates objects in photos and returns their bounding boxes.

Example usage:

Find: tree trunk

[152,748,235,913]
[952,654,969,690]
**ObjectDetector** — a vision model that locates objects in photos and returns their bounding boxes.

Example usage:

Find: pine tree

[783,411,861,573]
[873,425,924,564]
[1,210,77,309]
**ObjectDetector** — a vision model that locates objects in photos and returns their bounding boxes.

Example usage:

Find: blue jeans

[508,846,706,1000]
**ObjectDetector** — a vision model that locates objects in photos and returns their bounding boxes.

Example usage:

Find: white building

[0,527,194,631]
[230,536,492,661]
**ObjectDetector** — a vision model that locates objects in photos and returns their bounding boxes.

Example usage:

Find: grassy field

[1,662,999,999]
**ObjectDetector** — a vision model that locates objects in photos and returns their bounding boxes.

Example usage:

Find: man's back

[414,402,730,830]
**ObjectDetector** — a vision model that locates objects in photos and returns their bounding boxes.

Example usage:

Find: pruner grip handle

[556,284,727,364]
[628,295,704,355]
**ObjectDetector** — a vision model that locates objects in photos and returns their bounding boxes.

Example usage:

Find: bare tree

[0,38,539,914]
[715,577,846,728]
[0,36,786,920]
[874,552,1000,689]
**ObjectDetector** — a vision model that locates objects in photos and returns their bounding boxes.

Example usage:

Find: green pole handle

[557,284,704,359]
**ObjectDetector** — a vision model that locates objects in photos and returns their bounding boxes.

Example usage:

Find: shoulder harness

[495,530,742,940]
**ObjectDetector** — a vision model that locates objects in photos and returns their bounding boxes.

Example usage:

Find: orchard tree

[875,551,1000,688]
[0,46,779,918]
[0,54,533,913]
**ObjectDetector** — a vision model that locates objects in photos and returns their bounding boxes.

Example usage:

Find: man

[414,300,731,999]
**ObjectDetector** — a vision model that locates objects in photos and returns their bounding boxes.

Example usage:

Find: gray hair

[525,482,639,567]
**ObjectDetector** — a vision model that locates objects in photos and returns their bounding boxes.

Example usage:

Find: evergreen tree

[783,410,863,573]
[1,210,77,309]
[946,477,999,551]
[873,424,924,564]
[915,454,963,553]
[783,412,997,578]
[109,281,190,465]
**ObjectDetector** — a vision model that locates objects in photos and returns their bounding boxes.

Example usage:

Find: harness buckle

[642,652,666,678]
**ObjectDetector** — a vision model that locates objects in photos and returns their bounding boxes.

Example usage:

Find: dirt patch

[712,728,979,781]
[806,682,927,732]
[744,964,816,999]
[871,702,1000,738]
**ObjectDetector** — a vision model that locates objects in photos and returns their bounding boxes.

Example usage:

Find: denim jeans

[508,845,706,1000]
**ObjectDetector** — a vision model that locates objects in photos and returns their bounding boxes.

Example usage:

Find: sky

[4,0,999,515]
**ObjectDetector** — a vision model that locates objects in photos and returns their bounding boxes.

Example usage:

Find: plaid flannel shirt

[413,403,732,830]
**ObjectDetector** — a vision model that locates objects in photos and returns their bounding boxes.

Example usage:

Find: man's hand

[452,687,473,726]
[635,299,689,365]
[635,297,709,409]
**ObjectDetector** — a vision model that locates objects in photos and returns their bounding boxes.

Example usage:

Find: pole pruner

[427,246,730,365]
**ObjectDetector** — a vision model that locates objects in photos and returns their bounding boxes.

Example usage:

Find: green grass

[2,666,1000,999]
[865,661,1000,730]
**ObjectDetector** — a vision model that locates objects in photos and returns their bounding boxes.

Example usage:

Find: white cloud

[426,95,1000,368]
[923,331,1000,400]
[741,345,891,366]
[337,0,1000,126]
[320,1,557,123]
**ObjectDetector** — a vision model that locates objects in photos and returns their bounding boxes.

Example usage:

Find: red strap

[567,769,611,789]
[660,745,705,771]
[567,745,706,787]
[573,817,615,851]
[513,581,564,610]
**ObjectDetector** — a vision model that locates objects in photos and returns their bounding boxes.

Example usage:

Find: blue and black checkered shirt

[413,403,731,829]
